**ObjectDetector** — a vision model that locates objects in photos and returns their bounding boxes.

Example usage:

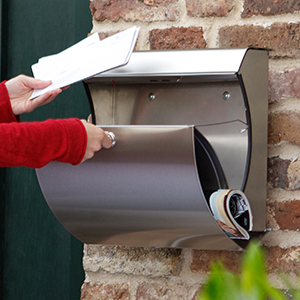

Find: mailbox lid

[85,48,253,82]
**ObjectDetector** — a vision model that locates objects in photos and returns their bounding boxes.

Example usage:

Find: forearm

[0,118,87,168]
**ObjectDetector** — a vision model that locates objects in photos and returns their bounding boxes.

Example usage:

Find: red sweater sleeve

[0,118,87,168]
[0,81,87,168]
[0,80,20,123]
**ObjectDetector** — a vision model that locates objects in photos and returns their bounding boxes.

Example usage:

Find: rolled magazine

[209,189,253,239]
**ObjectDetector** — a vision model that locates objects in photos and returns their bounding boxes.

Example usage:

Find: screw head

[222,91,230,100]
[148,93,156,101]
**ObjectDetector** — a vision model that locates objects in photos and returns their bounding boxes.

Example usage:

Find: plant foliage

[197,241,289,300]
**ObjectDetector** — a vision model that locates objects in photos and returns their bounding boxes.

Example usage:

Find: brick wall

[81,0,300,298]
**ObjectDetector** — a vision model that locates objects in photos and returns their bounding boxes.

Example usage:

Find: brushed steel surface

[86,48,269,232]
[89,80,249,192]
[239,49,269,230]
[197,121,248,190]
[37,48,268,249]
[90,81,246,126]
[86,48,249,80]
[36,126,241,249]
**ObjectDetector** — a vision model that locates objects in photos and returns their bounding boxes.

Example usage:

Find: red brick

[136,282,191,300]
[265,246,300,275]
[287,159,300,190]
[81,283,130,300]
[90,0,179,22]
[186,0,233,17]
[266,200,279,230]
[267,157,290,189]
[219,23,300,58]
[267,157,300,190]
[98,31,117,40]
[191,246,300,278]
[242,0,300,17]
[149,26,206,50]
[90,31,138,51]
[268,112,300,145]
[269,69,300,103]
[269,200,300,230]
[191,246,300,276]
[191,249,242,273]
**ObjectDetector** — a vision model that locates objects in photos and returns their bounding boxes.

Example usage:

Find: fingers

[18,74,52,90]
[21,75,69,93]
[25,89,62,113]
[30,88,62,107]
[80,120,114,163]
[61,85,70,91]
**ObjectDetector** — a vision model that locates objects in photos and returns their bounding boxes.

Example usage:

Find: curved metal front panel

[36,126,240,249]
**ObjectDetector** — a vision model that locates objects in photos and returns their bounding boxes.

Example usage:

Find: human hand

[5,74,66,115]
[80,120,113,163]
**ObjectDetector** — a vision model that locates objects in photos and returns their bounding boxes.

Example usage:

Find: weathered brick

[266,200,280,231]
[267,157,290,189]
[268,158,300,190]
[92,31,138,51]
[81,283,130,300]
[269,69,300,103]
[90,0,179,22]
[98,31,117,40]
[149,26,206,50]
[83,245,182,277]
[136,282,192,300]
[186,0,233,17]
[269,200,300,230]
[219,23,300,58]
[265,246,300,275]
[191,246,300,276]
[191,249,241,273]
[242,0,300,17]
[287,159,300,190]
[268,112,300,145]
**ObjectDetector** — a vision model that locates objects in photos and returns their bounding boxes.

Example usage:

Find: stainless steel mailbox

[36,48,268,250]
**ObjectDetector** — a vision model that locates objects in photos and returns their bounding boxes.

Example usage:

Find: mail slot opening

[194,128,228,201]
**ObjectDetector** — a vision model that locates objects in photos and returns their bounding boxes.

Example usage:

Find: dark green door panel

[1,1,92,299]
[2,168,84,300]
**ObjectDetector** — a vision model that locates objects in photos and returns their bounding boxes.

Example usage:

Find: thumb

[102,131,114,149]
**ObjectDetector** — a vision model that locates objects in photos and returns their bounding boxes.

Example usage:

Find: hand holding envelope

[30,26,140,99]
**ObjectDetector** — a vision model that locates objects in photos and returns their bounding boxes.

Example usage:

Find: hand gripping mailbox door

[36,48,269,250]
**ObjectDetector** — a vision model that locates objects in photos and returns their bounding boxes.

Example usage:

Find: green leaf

[199,262,240,300]
[197,241,287,300]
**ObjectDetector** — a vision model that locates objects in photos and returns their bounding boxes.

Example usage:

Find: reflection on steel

[37,126,240,249]
[37,48,269,249]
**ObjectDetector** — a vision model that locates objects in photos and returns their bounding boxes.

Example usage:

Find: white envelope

[30,26,140,99]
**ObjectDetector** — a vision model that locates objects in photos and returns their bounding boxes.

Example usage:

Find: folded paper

[30,26,140,99]
[209,189,253,239]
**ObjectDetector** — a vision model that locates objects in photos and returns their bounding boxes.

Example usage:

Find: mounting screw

[148,92,156,101]
[222,91,230,100]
